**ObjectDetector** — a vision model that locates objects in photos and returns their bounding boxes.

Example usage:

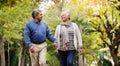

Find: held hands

[52,43,58,48]
[30,43,58,53]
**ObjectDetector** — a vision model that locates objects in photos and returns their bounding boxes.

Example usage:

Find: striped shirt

[59,23,75,51]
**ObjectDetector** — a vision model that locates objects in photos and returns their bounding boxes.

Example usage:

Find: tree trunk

[110,47,118,66]
[0,39,5,66]
[18,43,27,66]
[78,54,87,66]
[8,43,10,66]
[97,60,102,66]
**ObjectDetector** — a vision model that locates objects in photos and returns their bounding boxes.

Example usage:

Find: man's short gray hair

[61,10,70,17]
[32,9,41,19]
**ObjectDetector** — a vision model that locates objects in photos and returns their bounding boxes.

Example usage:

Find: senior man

[24,9,57,66]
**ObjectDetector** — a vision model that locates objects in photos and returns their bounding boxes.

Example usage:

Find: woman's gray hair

[32,9,41,19]
[61,10,70,19]
[61,10,70,17]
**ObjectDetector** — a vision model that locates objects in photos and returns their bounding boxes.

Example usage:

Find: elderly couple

[24,9,83,66]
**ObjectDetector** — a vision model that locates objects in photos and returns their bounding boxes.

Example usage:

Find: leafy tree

[0,0,38,66]
[89,0,120,66]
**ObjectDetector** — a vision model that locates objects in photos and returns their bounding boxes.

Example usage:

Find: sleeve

[46,25,57,43]
[54,25,59,42]
[24,24,32,48]
[75,23,83,48]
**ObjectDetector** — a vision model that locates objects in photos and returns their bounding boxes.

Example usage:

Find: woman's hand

[78,48,83,55]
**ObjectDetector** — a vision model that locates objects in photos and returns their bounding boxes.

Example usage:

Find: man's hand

[52,43,58,48]
[29,46,35,53]
[78,48,83,55]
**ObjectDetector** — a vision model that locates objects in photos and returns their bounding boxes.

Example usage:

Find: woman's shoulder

[56,24,61,28]
[71,22,77,26]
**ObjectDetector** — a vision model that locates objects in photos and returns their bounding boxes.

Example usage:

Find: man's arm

[46,25,58,48]
[46,26,57,43]
[24,24,32,48]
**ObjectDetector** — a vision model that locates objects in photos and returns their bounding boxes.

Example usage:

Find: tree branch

[52,0,64,12]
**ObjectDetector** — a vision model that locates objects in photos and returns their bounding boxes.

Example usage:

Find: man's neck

[34,19,41,22]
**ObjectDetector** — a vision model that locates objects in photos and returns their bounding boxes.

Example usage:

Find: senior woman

[54,10,83,66]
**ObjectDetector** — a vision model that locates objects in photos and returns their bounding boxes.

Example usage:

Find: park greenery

[0,0,120,66]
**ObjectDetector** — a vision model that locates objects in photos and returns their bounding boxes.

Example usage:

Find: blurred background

[0,0,120,66]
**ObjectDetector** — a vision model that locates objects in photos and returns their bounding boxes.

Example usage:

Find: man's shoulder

[26,20,35,25]
[25,20,34,28]
[41,21,48,26]
[27,20,34,24]
[41,21,46,24]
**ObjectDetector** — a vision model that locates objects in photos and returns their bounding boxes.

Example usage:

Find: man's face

[36,12,43,21]
[61,14,69,22]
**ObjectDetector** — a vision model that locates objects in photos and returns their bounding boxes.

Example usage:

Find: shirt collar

[33,19,41,24]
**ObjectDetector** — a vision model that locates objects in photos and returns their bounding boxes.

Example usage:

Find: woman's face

[61,14,69,22]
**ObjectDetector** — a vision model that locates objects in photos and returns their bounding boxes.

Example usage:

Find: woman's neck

[63,20,70,23]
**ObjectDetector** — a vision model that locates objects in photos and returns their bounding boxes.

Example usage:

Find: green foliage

[0,0,119,66]
[101,58,112,66]
[10,45,20,66]
[72,16,102,65]
[99,53,120,66]
[0,0,36,42]
[0,0,38,65]
[46,40,60,66]
[89,0,120,65]
[118,56,120,65]
[47,52,60,66]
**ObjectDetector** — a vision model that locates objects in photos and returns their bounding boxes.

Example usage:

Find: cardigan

[54,22,82,50]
